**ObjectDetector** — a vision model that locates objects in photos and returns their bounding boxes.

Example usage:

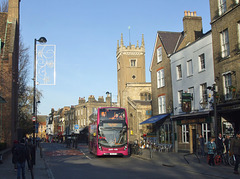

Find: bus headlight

[98,145,102,151]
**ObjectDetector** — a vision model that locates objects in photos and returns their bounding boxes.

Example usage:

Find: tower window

[130,59,136,67]
[132,75,136,79]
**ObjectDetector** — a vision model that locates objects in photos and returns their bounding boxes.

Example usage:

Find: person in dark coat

[230,131,240,175]
[26,138,34,171]
[16,139,28,179]
[199,134,205,157]
[224,135,230,154]
[11,140,18,171]
[216,133,224,155]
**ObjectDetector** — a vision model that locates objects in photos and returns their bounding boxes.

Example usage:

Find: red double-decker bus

[88,107,128,156]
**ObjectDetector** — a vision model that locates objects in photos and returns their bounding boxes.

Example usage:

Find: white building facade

[170,32,215,153]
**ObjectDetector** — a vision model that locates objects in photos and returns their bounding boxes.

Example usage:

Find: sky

[18,0,211,115]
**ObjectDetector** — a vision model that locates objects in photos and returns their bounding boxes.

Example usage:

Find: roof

[158,31,184,55]
[150,31,184,71]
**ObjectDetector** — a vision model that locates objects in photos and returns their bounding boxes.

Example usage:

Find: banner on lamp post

[36,44,56,85]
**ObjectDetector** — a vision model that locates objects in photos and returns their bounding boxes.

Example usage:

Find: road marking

[80,150,92,160]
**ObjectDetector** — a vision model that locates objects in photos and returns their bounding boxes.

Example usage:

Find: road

[42,143,220,179]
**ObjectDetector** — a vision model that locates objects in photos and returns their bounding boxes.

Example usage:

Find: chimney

[183,11,203,43]
[78,97,85,104]
[98,96,104,103]
[88,95,96,103]
[8,0,20,23]
[106,94,111,106]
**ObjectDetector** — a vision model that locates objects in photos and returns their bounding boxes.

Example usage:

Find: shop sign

[177,117,211,125]
[182,93,192,113]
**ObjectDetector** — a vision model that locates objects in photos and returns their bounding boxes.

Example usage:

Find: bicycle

[229,154,236,167]
[207,152,222,165]
[131,143,142,155]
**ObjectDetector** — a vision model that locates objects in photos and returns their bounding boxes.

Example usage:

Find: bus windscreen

[98,125,127,147]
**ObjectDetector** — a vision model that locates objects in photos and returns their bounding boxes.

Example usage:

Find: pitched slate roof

[157,31,184,55]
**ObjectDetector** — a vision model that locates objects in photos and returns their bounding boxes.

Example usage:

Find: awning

[140,113,170,125]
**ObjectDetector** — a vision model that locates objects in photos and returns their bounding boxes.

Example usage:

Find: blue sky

[19,0,211,115]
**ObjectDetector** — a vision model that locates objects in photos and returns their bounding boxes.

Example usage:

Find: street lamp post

[207,83,218,141]
[106,91,112,107]
[33,37,47,165]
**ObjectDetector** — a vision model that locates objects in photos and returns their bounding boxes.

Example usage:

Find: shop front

[140,113,171,146]
[172,112,212,153]
[217,100,240,136]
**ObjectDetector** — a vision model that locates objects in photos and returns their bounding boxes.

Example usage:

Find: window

[200,83,208,103]
[130,59,136,67]
[236,0,240,4]
[159,123,172,144]
[176,65,182,80]
[178,90,183,106]
[157,47,162,63]
[187,59,193,76]
[202,123,211,144]
[158,95,166,114]
[157,69,165,88]
[182,125,189,143]
[223,72,232,100]
[219,0,227,15]
[220,29,230,58]
[140,92,151,101]
[199,54,205,71]
[188,87,194,110]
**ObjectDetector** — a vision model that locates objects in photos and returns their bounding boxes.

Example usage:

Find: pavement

[0,143,239,179]
[133,148,240,179]
[0,145,53,179]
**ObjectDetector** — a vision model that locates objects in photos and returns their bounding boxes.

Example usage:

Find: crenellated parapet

[116,33,145,58]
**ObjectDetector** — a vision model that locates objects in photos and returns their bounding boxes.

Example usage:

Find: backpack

[16,144,27,163]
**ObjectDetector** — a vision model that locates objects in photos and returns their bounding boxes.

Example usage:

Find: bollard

[149,144,153,159]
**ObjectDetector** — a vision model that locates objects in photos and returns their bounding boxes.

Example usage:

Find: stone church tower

[116,34,146,107]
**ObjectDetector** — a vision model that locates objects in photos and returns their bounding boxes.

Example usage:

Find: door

[192,129,197,153]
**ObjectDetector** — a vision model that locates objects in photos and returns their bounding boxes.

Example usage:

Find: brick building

[0,0,20,146]
[209,0,240,135]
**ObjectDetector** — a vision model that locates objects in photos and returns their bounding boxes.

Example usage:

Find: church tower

[116,34,146,107]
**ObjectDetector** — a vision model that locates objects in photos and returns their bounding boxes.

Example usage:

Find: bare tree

[18,36,43,135]
[0,0,8,12]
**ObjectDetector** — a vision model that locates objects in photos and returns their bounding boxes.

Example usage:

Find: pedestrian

[16,138,28,179]
[12,140,18,171]
[199,134,205,157]
[224,135,230,154]
[26,138,33,171]
[207,137,216,166]
[230,131,240,175]
[216,133,224,155]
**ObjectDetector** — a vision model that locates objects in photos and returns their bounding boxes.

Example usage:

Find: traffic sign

[32,116,36,122]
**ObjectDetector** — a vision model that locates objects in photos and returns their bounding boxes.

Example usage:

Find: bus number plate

[110,153,117,155]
